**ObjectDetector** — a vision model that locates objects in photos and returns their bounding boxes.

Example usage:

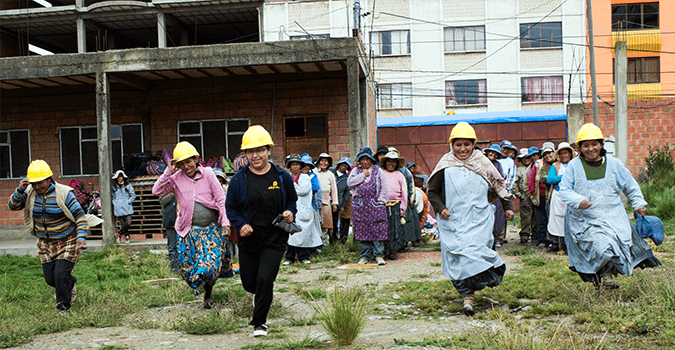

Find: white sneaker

[494,242,501,248]
[376,257,386,266]
[251,324,268,337]
[357,257,368,265]
[282,260,291,266]
[302,260,311,265]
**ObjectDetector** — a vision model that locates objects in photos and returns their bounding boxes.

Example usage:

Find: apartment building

[263,0,587,120]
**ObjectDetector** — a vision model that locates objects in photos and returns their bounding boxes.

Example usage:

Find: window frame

[443,26,486,53]
[289,34,330,40]
[370,30,411,56]
[0,129,31,179]
[111,123,145,170]
[520,76,564,103]
[59,126,99,176]
[445,79,488,107]
[519,22,562,49]
[377,83,413,110]
[613,57,660,84]
[611,2,659,31]
[177,119,251,161]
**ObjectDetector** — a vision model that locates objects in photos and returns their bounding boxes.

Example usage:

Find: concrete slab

[0,238,168,257]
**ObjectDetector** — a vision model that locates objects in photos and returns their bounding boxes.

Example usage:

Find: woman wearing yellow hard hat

[8,160,89,312]
[428,122,514,316]
[557,123,660,290]
[152,141,233,309]
[225,125,298,337]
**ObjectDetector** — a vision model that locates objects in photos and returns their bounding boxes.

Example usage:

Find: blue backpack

[634,213,664,246]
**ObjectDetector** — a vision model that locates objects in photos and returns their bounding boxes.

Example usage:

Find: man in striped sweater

[8,160,88,312]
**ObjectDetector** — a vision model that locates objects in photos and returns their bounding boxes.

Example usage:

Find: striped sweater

[9,183,88,241]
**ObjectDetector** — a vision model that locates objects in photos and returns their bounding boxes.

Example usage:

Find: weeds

[171,310,237,335]
[310,285,366,346]
[241,335,327,350]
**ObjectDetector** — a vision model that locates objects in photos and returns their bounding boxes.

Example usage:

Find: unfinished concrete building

[0,0,376,245]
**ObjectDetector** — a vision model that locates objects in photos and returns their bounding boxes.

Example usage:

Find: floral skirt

[177,222,233,295]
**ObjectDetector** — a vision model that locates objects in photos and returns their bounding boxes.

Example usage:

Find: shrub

[644,144,674,186]
[311,285,366,346]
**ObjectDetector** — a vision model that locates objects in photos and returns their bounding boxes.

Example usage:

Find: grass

[310,284,367,346]
[241,335,327,350]
[170,310,237,335]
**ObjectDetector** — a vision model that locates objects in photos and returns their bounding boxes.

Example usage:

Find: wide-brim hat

[213,168,229,182]
[315,153,333,167]
[540,142,555,155]
[376,146,389,156]
[356,147,377,163]
[526,147,540,158]
[555,142,574,158]
[500,140,518,152]
[484,144,503,158]
[301,155,315,168]
[112,169,128,180]
[336,157,351,168]
[284,153,302,167]
[516,148,529,159]
[379,151,405,170]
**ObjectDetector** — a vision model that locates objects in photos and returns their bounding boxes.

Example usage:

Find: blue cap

[336,157,351,168]
[284,154,303,167]
[500,140,518,152]
[356,147,377,163]
[526,147,540,158]
[301,155,315,168]
[406,161,415,169]
[484,144,503,158]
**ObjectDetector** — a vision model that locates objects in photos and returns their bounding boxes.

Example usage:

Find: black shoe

[502,238,508,244]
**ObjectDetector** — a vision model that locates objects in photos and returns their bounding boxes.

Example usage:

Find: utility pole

[615,41,628,165]
[586,0,599,125]
[353,0,361,36]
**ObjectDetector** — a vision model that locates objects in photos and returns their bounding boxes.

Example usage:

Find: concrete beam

[95,71,116,248]
[0,38,362,81]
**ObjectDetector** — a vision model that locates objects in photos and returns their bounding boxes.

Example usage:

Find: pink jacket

[152,165,229,237]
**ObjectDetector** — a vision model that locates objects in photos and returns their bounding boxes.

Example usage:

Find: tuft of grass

[429,261,442,267]
[506,246,535,256]
[310,284,367,346]
[171,310,237,335]
[317,274,338,282]
[411,274,431,279]
[299,288,327,301]
[288,317,317,327]
[241,335,327,350]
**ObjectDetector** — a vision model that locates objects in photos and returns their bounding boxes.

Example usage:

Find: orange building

[588,0,674,101]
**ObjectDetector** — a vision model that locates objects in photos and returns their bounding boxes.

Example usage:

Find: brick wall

[584,98,675,175]
[0,75,354,229]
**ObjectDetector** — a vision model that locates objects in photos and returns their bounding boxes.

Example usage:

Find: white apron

[547,163,568,237]
[288,174,323,248]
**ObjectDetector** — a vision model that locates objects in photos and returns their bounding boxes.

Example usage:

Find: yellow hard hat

[26,160,53,182]
[241,125,274,150]
[448,122,477,143]
[173,141,200,163]
[576,123,604,145]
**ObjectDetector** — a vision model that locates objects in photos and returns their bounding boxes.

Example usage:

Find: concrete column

[566,104,585,144]
[614,41,628,165]
[76,0,86,53]
[96,72,115,248]
[347,58,363,160]
[158,12,167,48]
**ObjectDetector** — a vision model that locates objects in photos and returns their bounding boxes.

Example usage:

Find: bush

[644,144,674,187]
[311,285,366,346]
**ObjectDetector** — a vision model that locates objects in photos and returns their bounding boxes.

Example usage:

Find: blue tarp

[377,110,566,128]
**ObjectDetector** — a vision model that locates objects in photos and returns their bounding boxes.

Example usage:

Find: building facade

[263,0,587,120]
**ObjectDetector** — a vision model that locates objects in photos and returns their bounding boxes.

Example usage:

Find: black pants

[166,227,179,272]
[239,246,285,327]
[42,259,76,311]
[533,195,549,244]
[331,211,340,244]
[332,210,350,244]
[285,246,311,262]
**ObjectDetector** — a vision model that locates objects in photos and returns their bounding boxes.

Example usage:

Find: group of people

[8,121,661,327]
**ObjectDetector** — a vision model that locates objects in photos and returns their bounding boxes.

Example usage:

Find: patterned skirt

[37,233,80,264]
[177,222,233,295]
[384,202,406,252]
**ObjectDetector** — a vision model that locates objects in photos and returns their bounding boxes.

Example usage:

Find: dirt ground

[12,227,533,350]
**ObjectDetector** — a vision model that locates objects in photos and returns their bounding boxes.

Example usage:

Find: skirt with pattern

[177,222,233,295]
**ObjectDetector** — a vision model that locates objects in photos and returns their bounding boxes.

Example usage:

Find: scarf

[430,149,510,199]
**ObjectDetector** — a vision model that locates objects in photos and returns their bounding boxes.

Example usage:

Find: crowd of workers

[8,121,662,332]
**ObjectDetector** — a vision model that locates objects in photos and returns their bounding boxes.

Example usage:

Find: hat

[213,168,229,182]
[483,144,503,158]
[315,153,333,167]
[406,161,416,169]
[516,148,529,159]
[525,147,540,158]
[541,142,555,155]
[555,142,574,158]
[336,157,352,168]
[356,147,377,163]
[301,155,315,168]
[379,151,405,170]
[283,153,301,167]
[500,140,518,152]
[112,170,128,180]
[376,146,389,156]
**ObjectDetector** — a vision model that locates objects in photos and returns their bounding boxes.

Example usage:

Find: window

[111,124,144,170]
[0,130,30,179]
[370,30,410,56]
[378,83,412,109]
[444,26,485,52]
[283,116,327,157]
[290,34,330,40]
[520,22,562,48]
[521,76,563,102]
[61,127,98,176]
[178,119,250,161]
[612,3,658,31]
[625,57,660,84]
[445,80,487,106]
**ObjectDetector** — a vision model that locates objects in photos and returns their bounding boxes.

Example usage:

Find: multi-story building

[263,0,587,120]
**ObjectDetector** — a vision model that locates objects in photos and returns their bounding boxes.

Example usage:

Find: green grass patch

[171,310,237,335]
[505,246,535,256]
[241,335,327,350]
